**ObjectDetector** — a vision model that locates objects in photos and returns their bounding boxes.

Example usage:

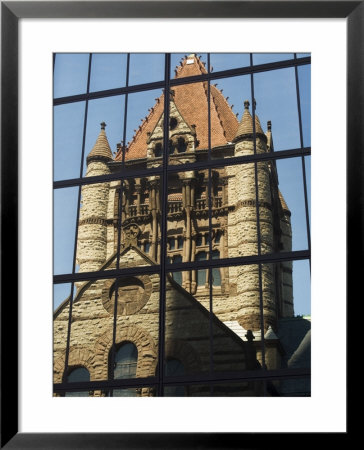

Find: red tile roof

[115,55,240,162]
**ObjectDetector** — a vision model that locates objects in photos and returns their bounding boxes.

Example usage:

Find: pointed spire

[87,122,113,163]
[233,100,266,142]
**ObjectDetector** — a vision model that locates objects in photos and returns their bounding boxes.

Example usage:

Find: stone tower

[76,122,112,273]
[229,100,277,332]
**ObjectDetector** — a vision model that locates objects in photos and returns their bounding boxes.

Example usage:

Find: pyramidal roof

[115,54,239,161]
[87,122,113,161]
[234,100,265,142]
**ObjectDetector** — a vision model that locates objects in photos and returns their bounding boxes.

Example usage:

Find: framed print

[1,1,357,448]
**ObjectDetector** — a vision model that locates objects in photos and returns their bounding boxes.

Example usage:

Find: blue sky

[53,53,311,315]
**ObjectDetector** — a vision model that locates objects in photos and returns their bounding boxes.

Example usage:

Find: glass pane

[164,384,211,397]
[54,53,89,98]
[210,53,250,72]
[257,260,311,396]
[297,64,311,147]
[211,263,264,377]
[54,186,79,275]
[165,270,211,377]
[129,53,164,85]
[168,80,208,165]
[83,95,125,176]
[74,180,119,273]
[120,175,162,265]
[297,53,311,58]
[54,273,160,385]
[65,367,90,397]
[276,376,311,397]
[54,101,85,181]
[253,67,301,151]
[110,387,156,397]
[210,75,251,155]
[124,88,164,168]
[53,283,72,312]
[304,155,311,225]
[252,53,294,65]
[75,175,162,273]
[89,53,127,92]
[213,382,263,397]
[170,53,208,79]
[272,157,310,253]
[211,163,258,258]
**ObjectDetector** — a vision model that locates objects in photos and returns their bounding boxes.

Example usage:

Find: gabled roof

[115,54,239,162]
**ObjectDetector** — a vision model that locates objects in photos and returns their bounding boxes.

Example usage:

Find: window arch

[65,366,90,397]
[112,342,138,397]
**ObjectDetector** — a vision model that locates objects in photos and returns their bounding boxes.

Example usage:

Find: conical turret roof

[233,100,265,142]
[115,54,239,161]
[87,122,113,162]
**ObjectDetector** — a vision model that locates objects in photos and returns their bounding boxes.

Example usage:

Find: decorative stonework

[102,275,153,316]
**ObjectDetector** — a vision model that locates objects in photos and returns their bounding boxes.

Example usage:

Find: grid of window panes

[53,53,311,397]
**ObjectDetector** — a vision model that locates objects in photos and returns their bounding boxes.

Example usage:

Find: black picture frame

[1,1,356,448]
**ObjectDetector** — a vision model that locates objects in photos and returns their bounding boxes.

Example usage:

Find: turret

[76,122,112,273]
[228,101,277,332]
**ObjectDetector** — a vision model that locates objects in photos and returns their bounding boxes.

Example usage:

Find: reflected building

[53,54,310,396]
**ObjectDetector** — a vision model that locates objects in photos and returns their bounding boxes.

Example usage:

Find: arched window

[164,358,185,397]
[196,252,207,286]
[114,342,138,379]
[65,366,90,397]
[112,342,138,397]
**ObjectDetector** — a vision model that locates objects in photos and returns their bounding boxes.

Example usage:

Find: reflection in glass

[210,53,250,72]
[210,75,251,153]
[53,283,72,312]
[54,101,85,181]
[89,53,127,92]
[165,271,211,377]
[129,53,164,85]
[65,367,90,397]
[253,68,300,151]
[297,64,311,147]
[168,79,208,165]
[54,53,89,98]
[54,186,79,275]
[170,53,208,79]
[274,158,309,252]
[113,342,138,397]
[252,53,294,65]
[124,89,164,167]
[83,95,125,176]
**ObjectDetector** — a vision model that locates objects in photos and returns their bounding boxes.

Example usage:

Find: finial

[100,121,106,130]
[244,100,250,109]
[245,330,255,342]
[267,120,272,131]
[253,98,257,110]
